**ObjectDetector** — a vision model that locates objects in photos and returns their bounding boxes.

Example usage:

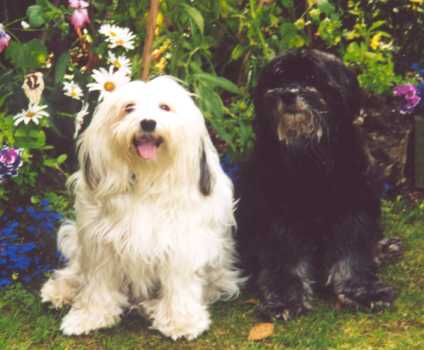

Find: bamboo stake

[141,0,161,81]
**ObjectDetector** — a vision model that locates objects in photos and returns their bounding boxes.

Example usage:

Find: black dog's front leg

[326,211,395,310]
[256,223,316,321]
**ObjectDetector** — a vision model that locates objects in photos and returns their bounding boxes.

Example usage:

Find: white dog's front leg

[60,255,129,336]
[41,262,81,309]
[143,271,210,340]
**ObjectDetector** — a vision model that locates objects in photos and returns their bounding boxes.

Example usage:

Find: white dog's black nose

[140,119,157,132]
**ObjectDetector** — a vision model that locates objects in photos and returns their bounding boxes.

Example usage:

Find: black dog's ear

[199,142,212,196]
[81,153,98,190]
[308,50,361,119]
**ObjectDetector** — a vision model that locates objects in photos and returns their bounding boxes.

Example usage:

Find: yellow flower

[155,57,167,73]
[294,18,305,30]
[370,32,383,50]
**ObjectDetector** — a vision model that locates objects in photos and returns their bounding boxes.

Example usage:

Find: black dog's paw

[257,292,312,321]
[374,237,403,267]
[336,280,396,311]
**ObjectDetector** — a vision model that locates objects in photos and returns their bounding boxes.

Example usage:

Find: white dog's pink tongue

[136,142,157,160]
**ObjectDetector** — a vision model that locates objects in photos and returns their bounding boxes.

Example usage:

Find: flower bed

[0,200,62,287]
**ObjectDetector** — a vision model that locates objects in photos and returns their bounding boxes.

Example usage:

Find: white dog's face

[86,76,205,165]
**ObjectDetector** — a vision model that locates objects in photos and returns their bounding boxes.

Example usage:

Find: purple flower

[70,9,90,32]
[393,84,422,114]
[0,24,11,54]
[0,146,23,181]
[402,94,421,113]
[393,84,417,99]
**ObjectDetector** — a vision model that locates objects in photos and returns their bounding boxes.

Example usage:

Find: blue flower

[0,278,12,287]
[411,63,421,71]
[40,199,50,207]
[19,242,37,253]
[49,212,63,221]
[11,256,32,270]
[25,225,37,235]
[16,207,24,214]
[1,202,63,288]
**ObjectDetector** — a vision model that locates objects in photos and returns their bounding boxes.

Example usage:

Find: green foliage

[5,39,48,72]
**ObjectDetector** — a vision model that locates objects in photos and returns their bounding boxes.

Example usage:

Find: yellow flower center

[71,89,78,97]
[104,81,116,92]
[114,60,122,69]
[26,111,36,118]
[115,39,125,46]
[110,31,117,37]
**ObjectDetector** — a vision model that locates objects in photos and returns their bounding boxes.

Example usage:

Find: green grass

[1,198,424,350]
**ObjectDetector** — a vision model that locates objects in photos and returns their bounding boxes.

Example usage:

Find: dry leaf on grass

[248,322,274,341]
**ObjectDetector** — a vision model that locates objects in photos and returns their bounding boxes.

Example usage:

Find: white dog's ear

[199,141,213,196]
[81,152,99,190]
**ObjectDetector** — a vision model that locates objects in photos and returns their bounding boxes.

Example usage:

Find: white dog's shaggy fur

[41,76,242,340]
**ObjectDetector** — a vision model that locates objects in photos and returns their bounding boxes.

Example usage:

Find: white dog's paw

[60,307,121,336]
[146,300,211,340]
[40,278,76,309]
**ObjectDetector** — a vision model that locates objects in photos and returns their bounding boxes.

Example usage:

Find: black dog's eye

[159,103,171,112]
[124,103,136,113]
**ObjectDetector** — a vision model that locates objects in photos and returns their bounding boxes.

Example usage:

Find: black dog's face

[263,82,330,146]
[254,50,360,152]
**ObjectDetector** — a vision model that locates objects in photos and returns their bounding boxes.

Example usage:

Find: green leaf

[231,44,247,61]
[27,5,45,28]
[280,0,293,8]
[43,158,59,168]
[5,39,48,72]
[194,73,240,94]
[57,154,68,164]
[14,127,46,150]
[195,84,224,120]
[317,0,336,16]
[54,53,70,84]
[181,4,205,34]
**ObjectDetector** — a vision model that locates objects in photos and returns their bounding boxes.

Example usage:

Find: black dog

[236,49,397,320]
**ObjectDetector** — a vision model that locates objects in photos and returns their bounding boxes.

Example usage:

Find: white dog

[41,76,243,340]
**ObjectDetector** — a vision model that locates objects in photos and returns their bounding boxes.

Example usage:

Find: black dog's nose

[140,119,157,132]
[280,88,299,106]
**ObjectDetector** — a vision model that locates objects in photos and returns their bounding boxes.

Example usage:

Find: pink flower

[393,84,417,99]
[69,0,89,9]
[393,83,422,114]
[70,9,90,32]
[0,27,11,54]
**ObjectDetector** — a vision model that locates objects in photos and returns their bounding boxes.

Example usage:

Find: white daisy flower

[107,52,132,74]
[63,81,83,100]
[87,66,130,101]
[13,104,49,126]
[74,102,90,139]
[108,27,136,50]
[99,23,121,39]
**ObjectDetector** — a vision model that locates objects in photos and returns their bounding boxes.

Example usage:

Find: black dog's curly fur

[236,49,396,320]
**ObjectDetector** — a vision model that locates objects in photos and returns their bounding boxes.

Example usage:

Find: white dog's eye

[159,103,171,112]
[124,103,136,113]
